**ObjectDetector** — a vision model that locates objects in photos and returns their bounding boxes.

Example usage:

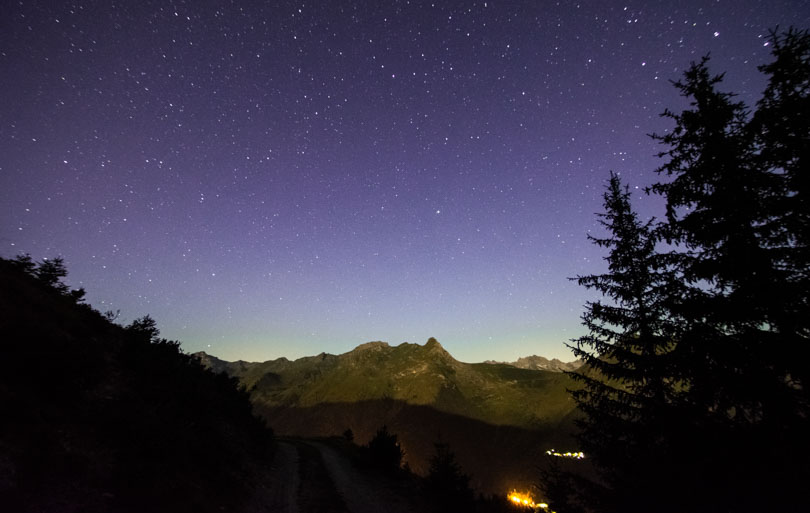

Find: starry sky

[2,1,808,363]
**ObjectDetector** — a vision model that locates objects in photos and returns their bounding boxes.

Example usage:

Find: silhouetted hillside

[0,256,275,513]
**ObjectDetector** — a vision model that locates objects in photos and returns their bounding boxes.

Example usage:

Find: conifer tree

[565,172,679,513]
[11,254,85,301]
[650,56,785,429]
[750,28,810,396]
[366,425,404,473]
[425,438,472,506]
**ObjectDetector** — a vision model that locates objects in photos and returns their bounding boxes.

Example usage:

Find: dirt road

[252,439,424,513]
[311,441,421,513]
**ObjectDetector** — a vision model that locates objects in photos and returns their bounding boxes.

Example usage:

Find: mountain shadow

[254,397,578,495]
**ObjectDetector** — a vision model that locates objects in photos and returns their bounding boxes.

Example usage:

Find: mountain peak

[425,337,442,349]
[422,337,457,365]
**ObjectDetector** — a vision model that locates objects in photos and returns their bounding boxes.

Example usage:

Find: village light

[508,490,538,509]
[545,448,585,459]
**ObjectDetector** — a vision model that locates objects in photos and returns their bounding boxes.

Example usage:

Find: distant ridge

[483,355,583,373]
[193,337,578,430]
[195,340,579,374]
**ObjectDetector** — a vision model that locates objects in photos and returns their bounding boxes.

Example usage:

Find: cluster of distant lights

[545,449,585,459]
[507,450,585,510]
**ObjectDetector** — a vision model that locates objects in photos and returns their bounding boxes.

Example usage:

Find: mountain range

[483,355,583,373]
[195,339,583,494]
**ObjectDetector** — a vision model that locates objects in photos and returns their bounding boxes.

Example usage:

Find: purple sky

[2,1,808,363]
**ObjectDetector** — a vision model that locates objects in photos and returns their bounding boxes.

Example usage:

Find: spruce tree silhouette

[651,54,781,426]
[750,28,810,401]
[342,427,354,442]
[555,172,681,513]
[11,254,86,301]
[366,424,404,473]
[424,438,473,511]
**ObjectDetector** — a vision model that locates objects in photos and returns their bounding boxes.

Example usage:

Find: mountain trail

[294,441,350,513]
[246,441,301,513]
[309,442,421,513]
[275,442,301,513]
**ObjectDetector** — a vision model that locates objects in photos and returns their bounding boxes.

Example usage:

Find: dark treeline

[347,424,512,513]
[548,28,809,513]
[0,256,274,513]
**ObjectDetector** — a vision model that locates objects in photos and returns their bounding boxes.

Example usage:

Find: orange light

[507,490,536,508]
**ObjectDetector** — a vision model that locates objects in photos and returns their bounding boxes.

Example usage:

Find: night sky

[2,1,808,363]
